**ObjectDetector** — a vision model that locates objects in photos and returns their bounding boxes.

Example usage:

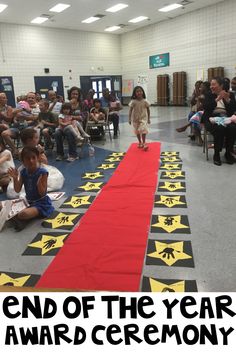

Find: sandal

[143,144,149,151]
[138,143,143,148]
[176,126,187,132]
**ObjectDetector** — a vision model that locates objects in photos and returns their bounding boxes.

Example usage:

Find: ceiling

[0,0,225,34]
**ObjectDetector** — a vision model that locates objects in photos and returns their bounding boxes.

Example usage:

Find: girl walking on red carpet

[128,86,151,151]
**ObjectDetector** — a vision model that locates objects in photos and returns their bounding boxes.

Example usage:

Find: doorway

[91,78,111,99]
[80,75,122,100]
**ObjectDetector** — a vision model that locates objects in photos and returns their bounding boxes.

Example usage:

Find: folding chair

[86,110,112,141]
[108,112,120,137]
[202,125,214,160]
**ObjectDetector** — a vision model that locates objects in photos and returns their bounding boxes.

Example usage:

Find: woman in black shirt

[201,77,236,166]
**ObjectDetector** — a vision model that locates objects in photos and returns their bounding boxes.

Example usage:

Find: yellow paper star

[64,196,92,208]
[162,171,185,179]
[161,151,179,157]
[0,273,30,287]
[105,157,122,162]
[110,152,125,157]
[44,212,79,229]
[161,163,181,170]
[162,157,181,162]
[78,182,103,191]
[152,215,189,233]
[82,172,104,180]
[155,195,186,208]
[28,234,68,255]
[149,278,185,292]
[97,164,116,170]
[148,241,192,266]
[159,182,185,192]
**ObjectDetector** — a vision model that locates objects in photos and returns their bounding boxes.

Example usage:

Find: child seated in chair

[38,99,58,150]
[89,99,106,123]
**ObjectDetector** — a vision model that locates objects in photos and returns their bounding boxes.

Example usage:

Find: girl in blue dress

[8,146,54,231]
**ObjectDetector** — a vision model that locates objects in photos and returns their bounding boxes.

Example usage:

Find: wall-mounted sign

[149,53,170,69]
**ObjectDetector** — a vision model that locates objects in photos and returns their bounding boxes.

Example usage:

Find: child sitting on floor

[0,137,15,192]
[8,146,54,231]
[7,128,65,199]
[20,128,48,164]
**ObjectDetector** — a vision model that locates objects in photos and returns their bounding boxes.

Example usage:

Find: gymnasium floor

[0,106,235,291]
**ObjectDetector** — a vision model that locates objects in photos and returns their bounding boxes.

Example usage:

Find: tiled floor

[0,106,235,291]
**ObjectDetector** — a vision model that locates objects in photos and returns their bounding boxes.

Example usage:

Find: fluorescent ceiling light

[105,26,121,32]
[129,16,148,23]
[106,3,128,13]
[31,17,49,24]
[82,16,100,24]
[49,3,71,13]
[0,4,8,13]
[158,3,183,12]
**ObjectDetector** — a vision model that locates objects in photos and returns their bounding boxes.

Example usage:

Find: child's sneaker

[66,156,79,162]
[56,155,64,161]
[83,132,90,138]
[76,136,84,142]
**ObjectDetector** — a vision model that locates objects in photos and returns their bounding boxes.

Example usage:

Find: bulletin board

[122,79,134,97]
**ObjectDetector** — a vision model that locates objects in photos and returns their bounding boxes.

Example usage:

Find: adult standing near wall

[202,77,236,166]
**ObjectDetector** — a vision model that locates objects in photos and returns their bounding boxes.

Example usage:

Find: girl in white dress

[128,86,150,150]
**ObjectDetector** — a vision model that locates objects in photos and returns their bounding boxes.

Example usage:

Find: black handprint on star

[43,239,57,249]
[159,247,180,260]
[58,216,70,224]
[164,217,175,226]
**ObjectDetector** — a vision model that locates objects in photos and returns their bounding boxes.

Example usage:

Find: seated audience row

[0,87,122,163]
[176,76,236,166]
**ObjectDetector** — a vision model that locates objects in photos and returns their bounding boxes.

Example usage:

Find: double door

[91,78,112,99]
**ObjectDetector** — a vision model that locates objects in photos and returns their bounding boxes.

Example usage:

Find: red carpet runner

[37,142,161,291]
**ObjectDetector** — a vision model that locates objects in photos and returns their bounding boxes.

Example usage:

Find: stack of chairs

[207,67,224,82]
[157,75,169,106]
[173,72,187,106]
